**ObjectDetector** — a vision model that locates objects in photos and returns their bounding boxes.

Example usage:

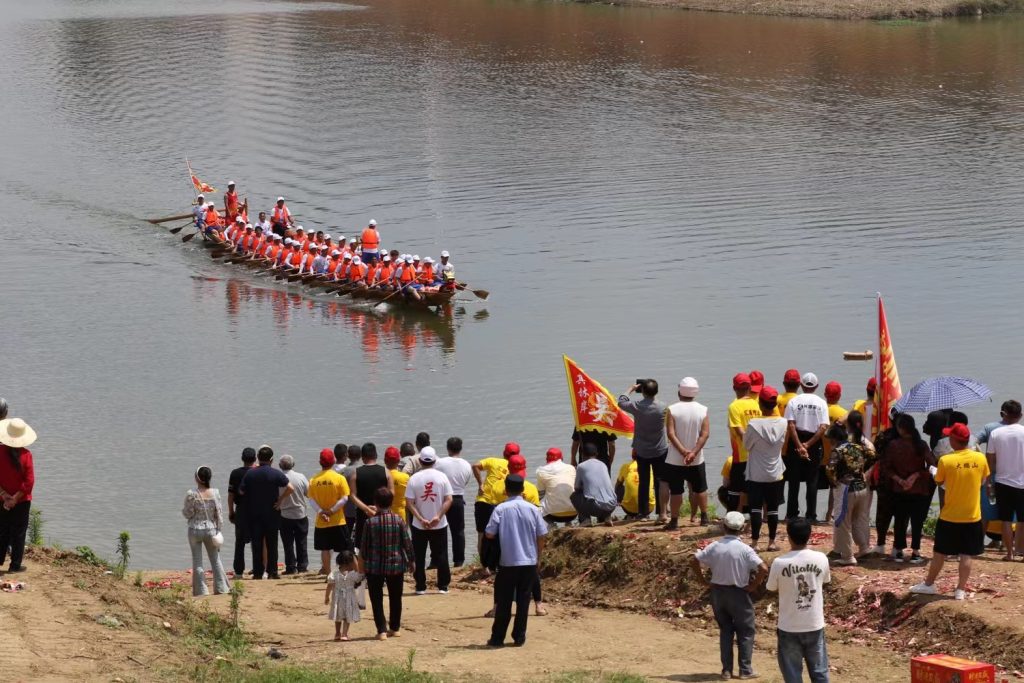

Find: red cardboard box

[911,654,995,683]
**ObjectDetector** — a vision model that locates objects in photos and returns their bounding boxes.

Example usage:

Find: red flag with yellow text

[563,355,634,439]
[877,294,902,430]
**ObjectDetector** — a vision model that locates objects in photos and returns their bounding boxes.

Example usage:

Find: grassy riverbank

[570,0,1024,20]
[6,524,1024,681]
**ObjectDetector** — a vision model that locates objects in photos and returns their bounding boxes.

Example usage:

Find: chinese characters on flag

[562,355,634,439]
[877,294,903,431]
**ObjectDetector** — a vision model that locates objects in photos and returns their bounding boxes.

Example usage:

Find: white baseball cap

[801,372,819,388]
[412,254,420,261]
[235,216,245,223]
[678,377,700,398]
[369,219,377,226]
[383,255,391,262]
[197,194,204,200]
[723,511,745,531]
[227,180,235,186]
[331,250,340,256]
[343,253,352,260]
[353,257,362,265]
[337,235,345,242]
[424,257,434,264]
[207,202,215,208]
[418,446,437,463]
[284,238,294,245]
[440,250,449,258]
[276,196,284,202]
[349,238,356,244]
[323,233,331,240]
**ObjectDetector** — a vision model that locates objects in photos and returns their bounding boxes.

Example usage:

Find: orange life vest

[204,207,222,228]
[399,265,415,284]
[278,247,293,265]
[272,205,290,225]
[418,264,434,284]
[350,263,367,282]
[361,227,380,251]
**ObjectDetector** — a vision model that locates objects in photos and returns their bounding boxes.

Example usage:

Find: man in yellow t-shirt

[472,442,517,550]
[616,453,655,518]
[911,423,990,600]
[776,369,801,418]
[385,446,411,521]
[308,449,352,574]
[727,373,761,512]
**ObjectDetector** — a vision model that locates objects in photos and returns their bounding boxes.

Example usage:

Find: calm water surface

[0,0,1022,567]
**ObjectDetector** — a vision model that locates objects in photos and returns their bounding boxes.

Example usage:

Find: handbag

[197,490,225,547]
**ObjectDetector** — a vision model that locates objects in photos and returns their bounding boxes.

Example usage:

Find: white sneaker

[438,588,449,594]
[415,590,426,596]
[954,589,966,601]
[869,545,885,556]
[910,582,938,595]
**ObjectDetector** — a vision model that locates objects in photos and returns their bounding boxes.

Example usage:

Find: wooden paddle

[182,231,199,243]
[148,212,194,225]
[168,219,194,234]
[456,282,489,300]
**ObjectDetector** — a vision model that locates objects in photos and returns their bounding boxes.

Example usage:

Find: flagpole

[186,157,199,205]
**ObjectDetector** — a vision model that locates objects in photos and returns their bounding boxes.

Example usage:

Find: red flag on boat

[877,294,902,431]
[563,355,634,439]
[187,158,216,195]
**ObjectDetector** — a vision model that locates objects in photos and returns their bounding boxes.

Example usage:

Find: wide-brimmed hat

[0,418,36,448]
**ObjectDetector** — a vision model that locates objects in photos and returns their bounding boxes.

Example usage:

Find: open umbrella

[892,376,992,414]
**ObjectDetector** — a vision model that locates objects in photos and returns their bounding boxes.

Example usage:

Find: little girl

[325,550,364,641]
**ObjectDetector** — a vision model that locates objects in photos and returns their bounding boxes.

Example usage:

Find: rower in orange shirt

[271,197,293,236]
[398,256,421,301]
[348,256,368,287]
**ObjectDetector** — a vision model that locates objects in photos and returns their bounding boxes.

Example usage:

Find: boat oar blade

[168,225,187,234]
[472,289,489,300]
[181,232,198,242]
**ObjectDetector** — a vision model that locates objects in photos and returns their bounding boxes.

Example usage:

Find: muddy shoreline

[569,0,1024,20]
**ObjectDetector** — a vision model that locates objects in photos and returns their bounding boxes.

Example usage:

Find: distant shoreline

[570,0,1024,20]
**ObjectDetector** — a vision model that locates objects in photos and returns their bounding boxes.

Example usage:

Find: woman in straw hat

[0,417,37,572]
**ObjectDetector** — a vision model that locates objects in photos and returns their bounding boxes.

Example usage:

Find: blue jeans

[777,628,829,683]
[188,531,231,597]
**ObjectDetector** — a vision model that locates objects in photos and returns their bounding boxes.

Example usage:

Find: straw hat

[0,418,36,448]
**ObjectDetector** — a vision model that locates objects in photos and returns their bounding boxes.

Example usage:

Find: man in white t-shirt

[766,517,831,683]
[406,450,454,595]
[435,436,474,568]
[783,373,830,523]
[664,377,711,529]
[986,399,1024,560]
[535,447,577,528]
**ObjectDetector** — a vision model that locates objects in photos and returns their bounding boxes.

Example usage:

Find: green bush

[28,508,44,546]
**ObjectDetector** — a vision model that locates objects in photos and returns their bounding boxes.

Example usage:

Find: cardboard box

[911,654,995,683]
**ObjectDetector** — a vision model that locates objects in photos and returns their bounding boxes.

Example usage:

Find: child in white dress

[325,550,364,641]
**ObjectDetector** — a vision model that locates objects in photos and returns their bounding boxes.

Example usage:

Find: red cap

[867,377,878,392]
[503,442,520,457]
[732,373,751,390]
[783,369,801,384]
[943,423,971,441]
[825,381,842,401]
[749,370,765,394]
[384,446,401,464]
[546,447,563,463]
[759,385,779,403]
[507,454,527,473]
[319,448,336,467]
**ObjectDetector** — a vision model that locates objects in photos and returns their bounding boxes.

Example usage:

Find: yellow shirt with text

[777,392,799,418]
[308,469,351,528]
[936,449,990,523]
[728,397,762,463]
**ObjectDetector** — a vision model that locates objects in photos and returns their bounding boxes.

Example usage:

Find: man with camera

[618,379,668,521]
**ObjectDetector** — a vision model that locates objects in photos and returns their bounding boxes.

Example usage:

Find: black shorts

[933,519,984,557]
[727,461,748,495]
[746,480,785,511]
[313,524,351,552]
[662,462,708,495]
[994,482,1024,522]
[544,512,577,523]
[475,501,496,533]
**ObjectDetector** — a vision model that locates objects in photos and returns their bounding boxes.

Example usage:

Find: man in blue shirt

[485,474,547,647]
[239,446,294,580]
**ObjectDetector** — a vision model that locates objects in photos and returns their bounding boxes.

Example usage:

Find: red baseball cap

[867,377,878,392]
[546,447,563,463]
[507,454,527,473]
[783,369,801,384]
[503,442,520,457]
[749,370,765,394]
[319,448,336,467]
[943,423,971,441]
[384,446,401,464]
[732,373,751,390]
[759,385,779,403]
[825,381,842,401]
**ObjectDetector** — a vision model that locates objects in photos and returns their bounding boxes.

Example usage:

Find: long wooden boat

[199,236,457,310]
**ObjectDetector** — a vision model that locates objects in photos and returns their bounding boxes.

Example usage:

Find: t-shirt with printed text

[766,548,831,633]
[936,449,990,523]
[308,469,351,529]
[406,468,453,530]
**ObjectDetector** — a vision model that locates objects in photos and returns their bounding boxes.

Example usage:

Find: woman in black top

[350,443,393,549]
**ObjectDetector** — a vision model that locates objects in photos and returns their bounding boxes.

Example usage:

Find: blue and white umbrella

[892,376,993,414]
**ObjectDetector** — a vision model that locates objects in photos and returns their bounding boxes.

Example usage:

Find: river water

[1,0,1022,568]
